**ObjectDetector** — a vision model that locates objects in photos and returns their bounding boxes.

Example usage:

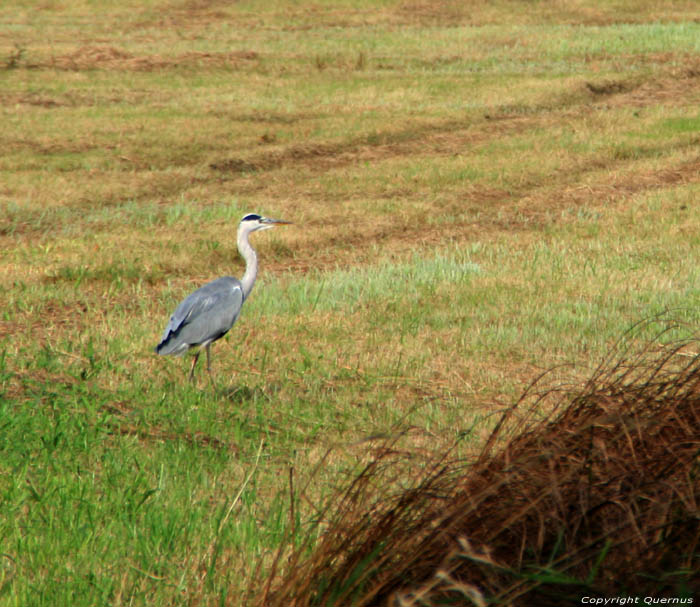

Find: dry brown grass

[4,62,700,281]
[257,325,700,605]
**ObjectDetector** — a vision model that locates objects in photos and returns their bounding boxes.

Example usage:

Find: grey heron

[155,213,291,382]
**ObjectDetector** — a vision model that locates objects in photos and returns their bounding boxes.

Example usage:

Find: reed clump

[257,330,700,606]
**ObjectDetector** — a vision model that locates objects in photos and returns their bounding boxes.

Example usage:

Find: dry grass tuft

[255,325,700,605]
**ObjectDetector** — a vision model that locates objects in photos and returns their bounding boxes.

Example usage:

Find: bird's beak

[263,217,292,225]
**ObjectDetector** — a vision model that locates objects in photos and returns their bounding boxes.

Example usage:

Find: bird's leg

[205,344,214,383]
[188,351,200,383]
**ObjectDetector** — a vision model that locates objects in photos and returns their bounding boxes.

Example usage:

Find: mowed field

[2,1,700,605]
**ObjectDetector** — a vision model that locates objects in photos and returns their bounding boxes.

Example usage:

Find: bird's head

[239,213,292,233]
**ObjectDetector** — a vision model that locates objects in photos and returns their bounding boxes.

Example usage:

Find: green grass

[1,0,700,604]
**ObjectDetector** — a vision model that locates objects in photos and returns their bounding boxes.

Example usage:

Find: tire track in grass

[208,65,700,177]
[3,64,699,242]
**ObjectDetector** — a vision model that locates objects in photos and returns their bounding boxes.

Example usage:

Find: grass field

[2,1,700,605]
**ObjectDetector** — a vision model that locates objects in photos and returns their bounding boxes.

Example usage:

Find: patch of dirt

[133,0,240,29]
[602,65,700,108]
[28,45,258,72]
[585,79,636,96]
[208,158,260,173]
[397,0,470,26]
[0,88,153,109]
[219,110,326,125]
[0,136,105,156]
[0,93,67,108]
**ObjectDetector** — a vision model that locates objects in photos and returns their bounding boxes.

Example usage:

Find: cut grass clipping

[257,321,700,606]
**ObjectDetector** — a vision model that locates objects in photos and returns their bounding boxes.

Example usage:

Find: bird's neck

[238,229,258,300]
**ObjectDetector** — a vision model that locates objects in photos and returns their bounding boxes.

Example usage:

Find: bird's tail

[155,333,187,356]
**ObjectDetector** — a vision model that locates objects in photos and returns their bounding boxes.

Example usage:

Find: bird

[155,213,291,382]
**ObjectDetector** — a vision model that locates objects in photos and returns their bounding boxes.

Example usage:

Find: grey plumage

[155,213,291,382]
[156,276,244,356]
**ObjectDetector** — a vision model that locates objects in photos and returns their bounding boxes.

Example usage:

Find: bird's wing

[156,277,244,355]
